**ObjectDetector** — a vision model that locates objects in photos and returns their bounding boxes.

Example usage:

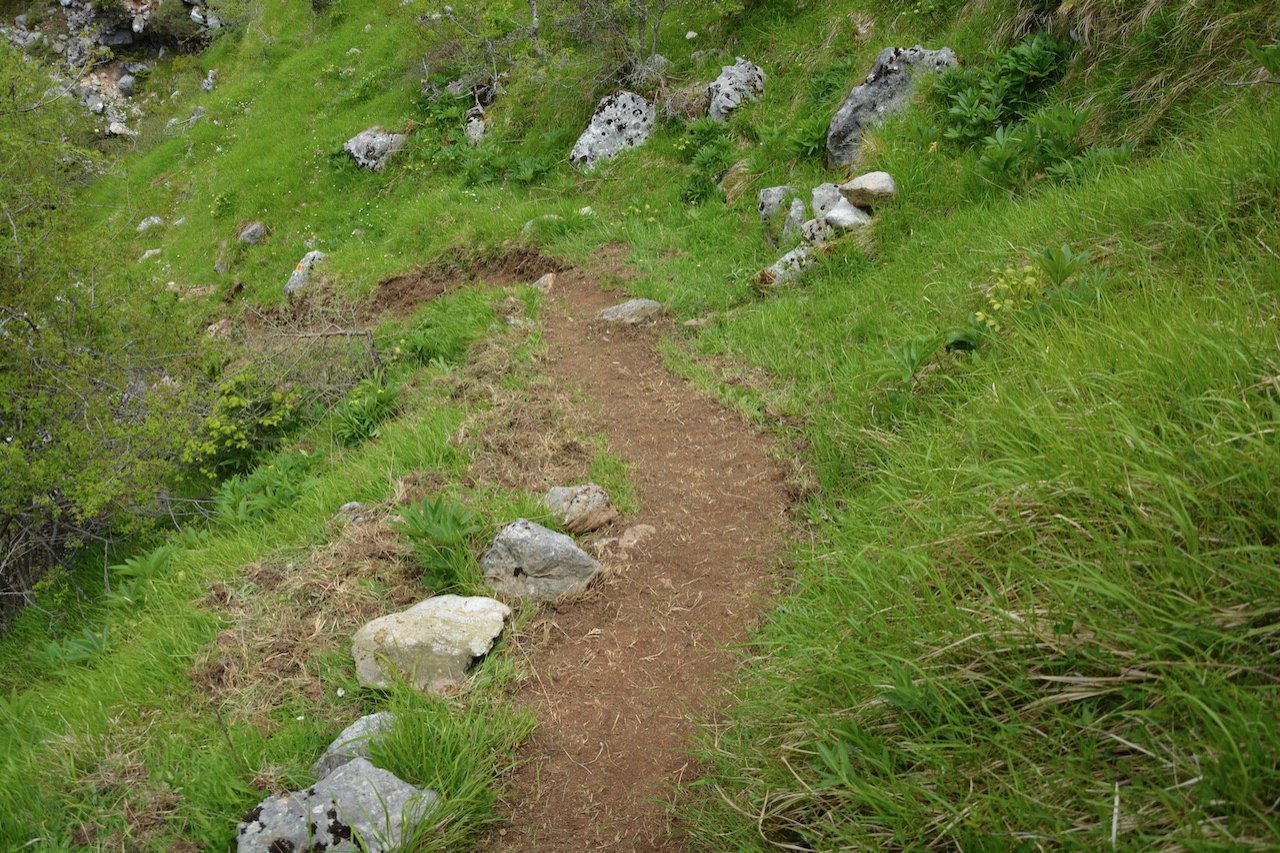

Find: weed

[391,496,485,592]
[214,452,318,526]
[331,375,399,446]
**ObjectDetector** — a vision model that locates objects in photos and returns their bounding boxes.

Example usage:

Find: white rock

[311,712,394,778]
[139,248,161,262]
[137,216,164,233]
[801,218,833,244]
[544,483,618,534]
[344,126,407,171]
[598,298,662,325]
[236,758,436,853]
[782,198,807,242]
[811,183,845,218]
[822,200,872,232]
[352,595,511,693]
[839,171,898,206]
[532,272,556,294]
[758,185,794,221]
[570,91,655,171]
[757,246,813,289]
[285,250,325,296]
[706,57,765,122]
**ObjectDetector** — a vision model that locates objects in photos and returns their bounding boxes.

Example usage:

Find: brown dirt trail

[486,269,791,851]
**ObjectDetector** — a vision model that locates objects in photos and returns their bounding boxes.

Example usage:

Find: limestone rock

[201,69,217,92]
[840,171,897,207]
[756,246,813,290]
[311,712,394,778]
[344,126,407,171]
[137,216,164,233]
[236,758,437,853]
[465,106,486,147]
[238,221,269,245]
[707,57,765,122]
[352,595,511,693]
[544,483,619,534]
[801,218,833,244]
[532,272,556,294]
[598,298,662,325]
[758,185,794,222]
[782,198,807,242]
[570,91,655,171]
[827,45,957,166]
[823,201,872,232]
[811,183,845,219]
[285,250,325,296]
[482,519,602,602]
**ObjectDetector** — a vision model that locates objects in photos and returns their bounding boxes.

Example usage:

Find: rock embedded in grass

[758,185,795,221]
[344,126,407,171]
[782,198,807,242]
[482,519,602,601]
[311,712,394,778]
[136,215,164,233]
[351,595,511,693]
[544,483,619,534]
[237,220,269,245]
[569,91,655,171]
[598,298,663,325]
[706,57,765,122]
[827,45,957,166]
[756,245,814,290]
[839,171,898,207]
[284,250,325,296]
[237,758,437,853]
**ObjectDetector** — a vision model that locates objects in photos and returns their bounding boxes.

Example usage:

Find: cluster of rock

[756,172,898,288]
[569,56,765,171]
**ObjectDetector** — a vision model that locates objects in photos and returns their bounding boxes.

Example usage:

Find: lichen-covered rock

[826,45,957,166]
[482,519,602,601]
[800,218,833,244]
[758,185,795,222]
[285,250,325,296]
[238,221,269,245]
[544,483,619,534]
[570,92,655,171]
[707,57,765,122]
[782,198,807,243]
[598,298,662,325]
[839,171,898,207]
[344,126,407,171]
[352,595,511,693]
[311,713,394,778]
[756,246,814,290]
[465,105,486,147]
[236,758,436,853]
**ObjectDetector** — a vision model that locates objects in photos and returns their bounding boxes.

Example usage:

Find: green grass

[3,0,1279,847]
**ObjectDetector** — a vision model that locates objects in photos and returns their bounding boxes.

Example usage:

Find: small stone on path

[544,483,618,534]
[598,298,662,325]
[482,519,602,601]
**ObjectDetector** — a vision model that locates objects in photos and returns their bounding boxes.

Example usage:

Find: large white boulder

[352,595,511,693]
[570,92,655,171]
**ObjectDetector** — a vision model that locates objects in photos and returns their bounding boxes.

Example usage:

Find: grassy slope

[1,0,1278,848]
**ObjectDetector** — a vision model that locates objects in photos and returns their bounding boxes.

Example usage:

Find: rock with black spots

[706,57,765,122]
[569,91,655,171]
[482,519,602,601]
[236,758,437,853]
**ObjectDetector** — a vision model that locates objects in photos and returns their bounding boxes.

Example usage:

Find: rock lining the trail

[544,483,619,534]
[352,595,511,693]
[597,298,662,325]
[840,171,898,207]
[237,758,436,853]
[482,519,601,601]
[311,712,395,778]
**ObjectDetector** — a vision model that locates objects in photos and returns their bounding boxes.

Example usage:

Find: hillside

[1,0,1278,849]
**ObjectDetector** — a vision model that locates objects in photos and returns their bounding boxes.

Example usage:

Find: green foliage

[1244,39,1280,75]
[1035,243,1091,289]
[391,496,485,591]
[38,627,110,668]
[214,452,318,525]
[940,34,1069,145]
[680,118,736,203]
[105,544,175,609]
[182,371,300,480]
[330,374,398,445]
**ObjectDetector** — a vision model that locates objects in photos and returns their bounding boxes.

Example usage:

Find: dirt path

[487,269,791,851]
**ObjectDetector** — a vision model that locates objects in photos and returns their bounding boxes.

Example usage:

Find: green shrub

[182,371,300,480]
[331,375,398,446]
[940,34,1070,145]
[391,496,485,591]
[213,451,317,526]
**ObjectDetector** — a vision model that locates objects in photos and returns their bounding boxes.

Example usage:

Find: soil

[485,267,791,851]
[373,247,563,317]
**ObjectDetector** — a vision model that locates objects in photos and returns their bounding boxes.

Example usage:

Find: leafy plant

[1036,243,1091,289]
[391,496,485,591]
[182,371,300,480]
[1243,40,1280,76]
[106,544,175,608]
[214,452,317,525]
[39,627,110,667]
[331,375,398,446]
[884,334,945,383]
[939,34,1069,146]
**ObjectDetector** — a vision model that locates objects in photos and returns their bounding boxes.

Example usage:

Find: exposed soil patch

[373,246,563,317]
[486,266,791,850]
